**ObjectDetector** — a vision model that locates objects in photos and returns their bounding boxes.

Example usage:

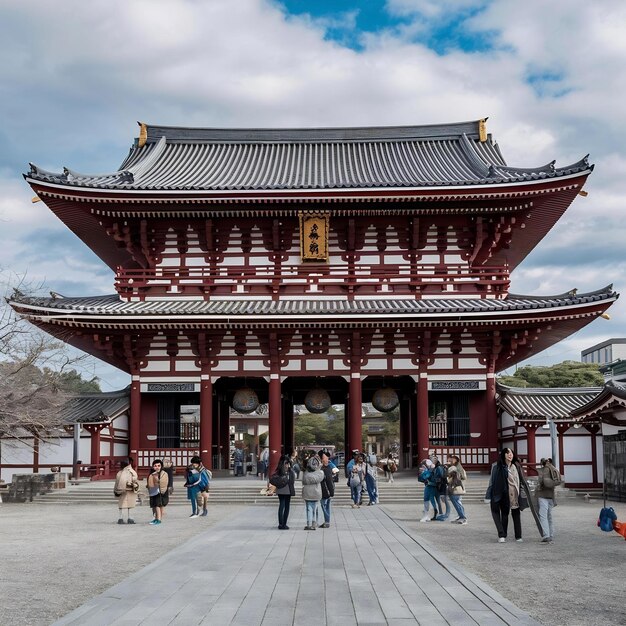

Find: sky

[1,0,625,391]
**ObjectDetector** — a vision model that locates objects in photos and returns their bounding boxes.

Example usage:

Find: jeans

[320,497,332,524]
[437,492,450,518]
[350,483,362,505]
[305,500,318,526]
[278,495,291,528]
[538,497,554,538]
[423,485,438,515]
[490,500,522,539]
[365,474,378,504]
[450,494,466,520]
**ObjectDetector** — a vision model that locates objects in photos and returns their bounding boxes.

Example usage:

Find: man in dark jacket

[319,450,335,528]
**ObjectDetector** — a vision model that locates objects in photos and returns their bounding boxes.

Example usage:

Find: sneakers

[117,519,125,525]
[541,537,553,543]
[498,537,506,543]
[149,519,161,525]
[311,522,317,529]
[516,538,523,543]
[419,516,431,523]
[320,523,329,528]
[201,510,208,517]
[458,519,467,525]
[189,513,199,518]
[127,519,135,525]
[304,525,313,530]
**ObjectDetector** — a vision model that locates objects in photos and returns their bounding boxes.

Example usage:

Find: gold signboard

[299,212,329,261]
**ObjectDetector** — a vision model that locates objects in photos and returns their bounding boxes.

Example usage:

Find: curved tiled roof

[496,384,601,420]
[570,380,626,420]
[10,286,617,319]
[63,388,130,424]
[26,120,593,192]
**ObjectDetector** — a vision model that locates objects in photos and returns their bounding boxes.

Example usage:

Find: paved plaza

[1,481,625,626]
[51,505,537,626]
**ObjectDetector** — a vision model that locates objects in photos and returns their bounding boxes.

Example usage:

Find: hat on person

[352,449,360,455]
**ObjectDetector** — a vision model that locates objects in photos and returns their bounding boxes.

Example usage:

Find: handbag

[518,492,529,511]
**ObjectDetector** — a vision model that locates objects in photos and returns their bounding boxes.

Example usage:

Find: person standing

[447,468,467,525]
[485,447,529,543]
[447,454,467,524]
[191,455,212,517]
[319,450,335,528]
[270,454,296,530]
[147,459,169,525]
[365,452,379,505]
[432,456,450,520]
[536,457,560,543]
[114,459,139,524]
[302,455,324,529]
[419,459,439,522]
[349,455,365,509]
[162,458,175,495]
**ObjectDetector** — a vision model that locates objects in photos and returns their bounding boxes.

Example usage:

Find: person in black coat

[319,450,335,528]
[269,454,296,530]
[486,447,529,543]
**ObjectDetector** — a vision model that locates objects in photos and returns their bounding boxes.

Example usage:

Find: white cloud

[0,0,625,386]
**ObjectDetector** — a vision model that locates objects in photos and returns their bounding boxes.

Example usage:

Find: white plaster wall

[563,434,592,462]
[564,465,593,484]
[114,443,129,457]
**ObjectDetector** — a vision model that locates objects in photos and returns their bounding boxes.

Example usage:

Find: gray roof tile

[27,120,592,192]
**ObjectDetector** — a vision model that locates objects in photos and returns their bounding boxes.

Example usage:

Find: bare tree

[1,273,98,445]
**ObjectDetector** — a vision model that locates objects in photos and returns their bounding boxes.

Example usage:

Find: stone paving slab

[52,505,541,626]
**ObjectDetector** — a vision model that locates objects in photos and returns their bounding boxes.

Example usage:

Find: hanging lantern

[372,386,399,412]
[232,387,259,414]
[304,388,332,414]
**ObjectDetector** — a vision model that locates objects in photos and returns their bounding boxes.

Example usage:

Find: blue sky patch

[277,0,497,53]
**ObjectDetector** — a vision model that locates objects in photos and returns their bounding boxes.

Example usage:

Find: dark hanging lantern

[232,387,259,414]
[372,386,399,412]
[304,388,332,414]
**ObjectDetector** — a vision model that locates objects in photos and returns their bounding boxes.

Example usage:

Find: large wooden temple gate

[11,120,616,472]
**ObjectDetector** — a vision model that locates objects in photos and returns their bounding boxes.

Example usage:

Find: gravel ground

[385,497,626,626]
[1,497,625,626]
[0,502,245,626]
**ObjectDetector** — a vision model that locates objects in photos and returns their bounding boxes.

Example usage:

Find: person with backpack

[302,455,325,529]
[184,459,202,518]
[191,455,212,517]
[536,457,561,542]
[419,459,439,522]
[348,454,365,509]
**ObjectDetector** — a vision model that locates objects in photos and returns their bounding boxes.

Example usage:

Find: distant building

[581,338,626,366]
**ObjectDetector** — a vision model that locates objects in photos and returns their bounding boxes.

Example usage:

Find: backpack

[598,507,617,532]
[543,466,562,489]
[434,466,446,491]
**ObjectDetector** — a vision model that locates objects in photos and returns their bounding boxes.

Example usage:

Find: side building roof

[496,383,601,420]
[63,387,130,425]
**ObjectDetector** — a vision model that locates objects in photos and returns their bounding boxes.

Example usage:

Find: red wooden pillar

[349,373,362,454]
[417,371,430,462]
[587,424,601,486]
[525,423,539,474]
[269,374,282,472]
[200,375,213,469]
[555,422,569,475]
[129,378,141,456]
[485,369,499,462]
[85,425,102,466]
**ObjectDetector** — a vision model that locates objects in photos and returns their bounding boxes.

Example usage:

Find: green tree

[498,360,604,388]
